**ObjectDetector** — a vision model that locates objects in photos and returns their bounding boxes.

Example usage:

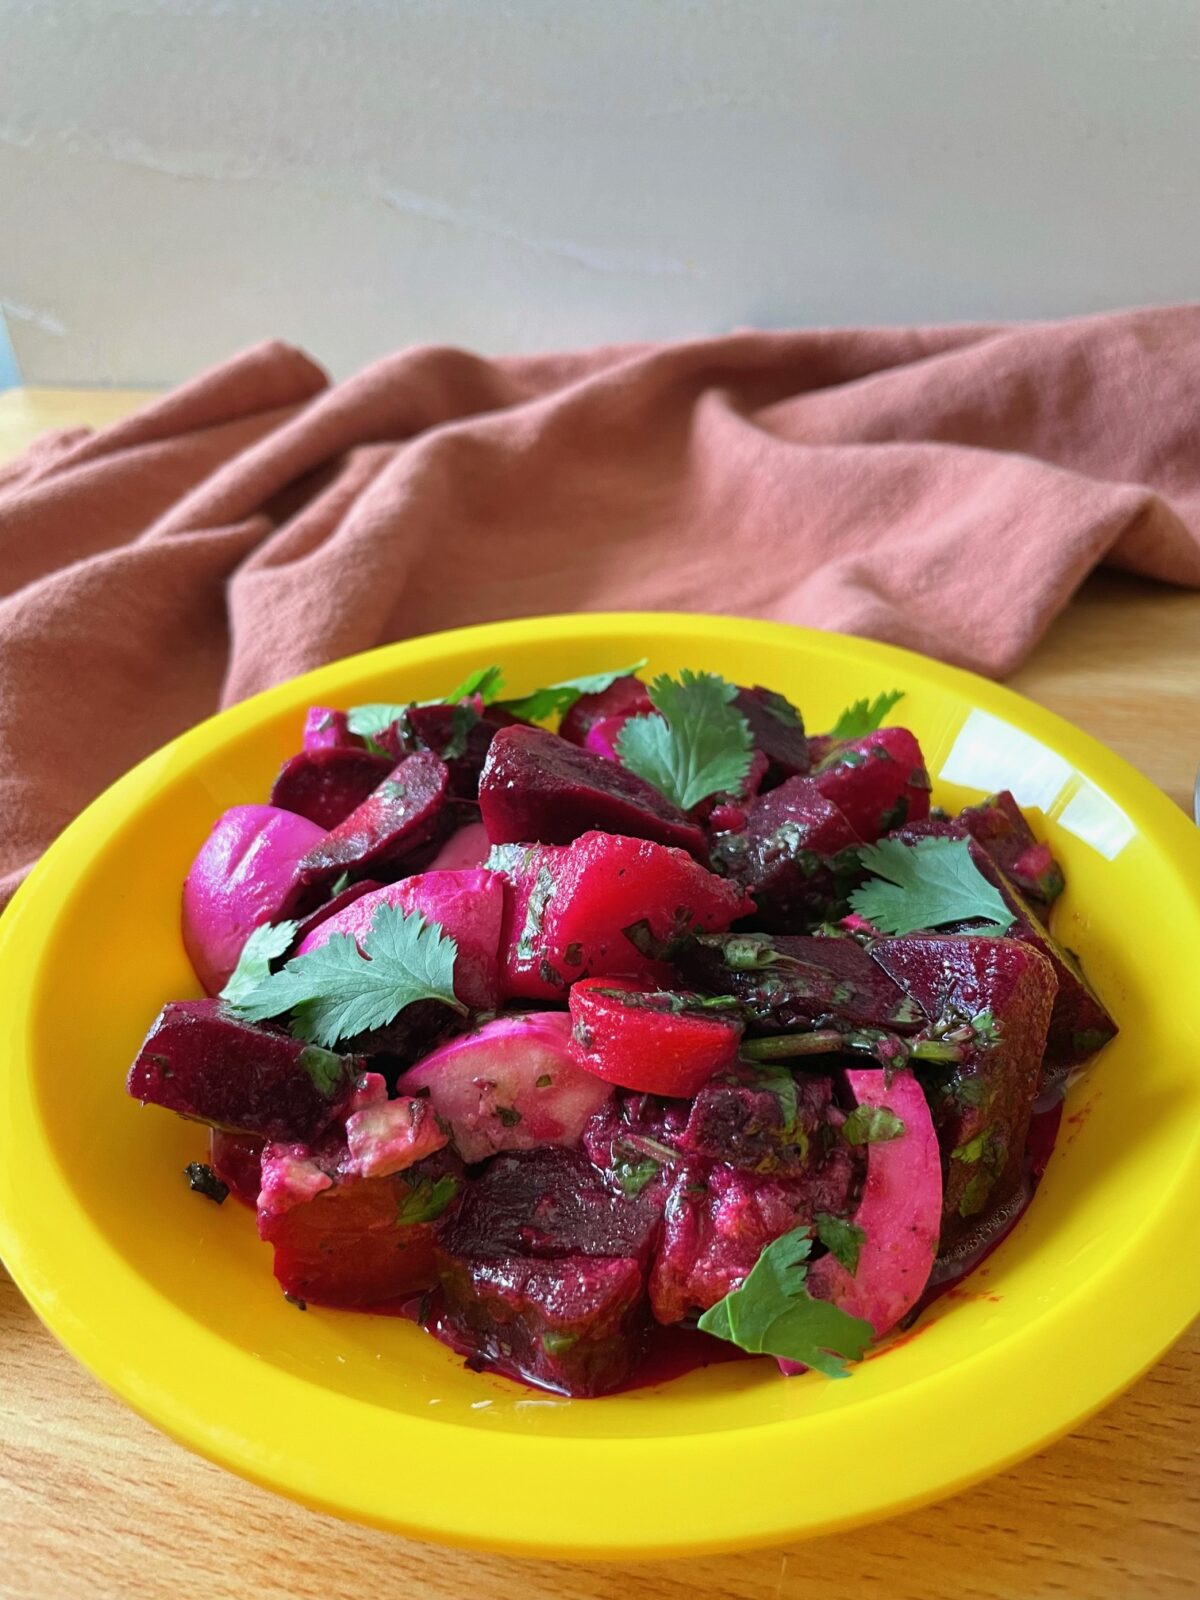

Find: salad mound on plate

[126,664,1117,1396]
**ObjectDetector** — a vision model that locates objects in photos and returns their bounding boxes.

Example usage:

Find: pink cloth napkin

[3,305,1199,903]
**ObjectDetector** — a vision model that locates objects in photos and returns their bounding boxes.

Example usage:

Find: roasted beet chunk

[434,1252,649,1396]
[479,725,707,859]
[559,676,653,746]
[870,934,1058,1247]
[488,832,751,1000]
[710,776,864,928]
[649,1150,857,1324]
[441,1147,662,1265]
[680,930,924,1033]
[888,823,1115,1080]
[298,750,449,889]
[956,791,1065,911]
[734,686,809,785]
[259,1151,457,1307]
[678,1067,837,1174]
[126,1000,360,1142]
[811,727,931,842]
[270,747,394,830]
[434,1146,659,1395]
[403,697,527,798]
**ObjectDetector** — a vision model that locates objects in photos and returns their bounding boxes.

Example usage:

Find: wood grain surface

[1,389,1197,1600]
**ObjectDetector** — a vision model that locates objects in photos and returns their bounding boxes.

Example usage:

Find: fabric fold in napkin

[2,304,1200,903]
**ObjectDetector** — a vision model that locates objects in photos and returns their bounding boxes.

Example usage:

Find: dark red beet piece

[679,1066,837,1175]
[889,821,1116,1079]
[288,877,384,950]
[710,775,864,928]
[811,726,931,841]
[303,707,360,752]
[734,685,810,785]
[298,750,450,888]
[209,1129,264,1207]
[869,933,1058,1248]
[434,1146,659,1396]
[479,725,708,860]
[957,791,1065,911]
[440,1147,662,1266]
[126,1000,360,1143]
[559,676,653,745]
[404,697,528,798]
[433,1251,649,1396]
[270,747,395,830]
[679,930,924,1034]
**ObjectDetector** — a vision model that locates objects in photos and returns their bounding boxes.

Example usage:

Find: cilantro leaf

[228,903,465,1048]
[829,689,905,741]
[397,1173,459,1225]
[444,664,505,705]
[219,920,299,1007]
[841,1104,906,1145]
[346,703,408,740]
[696,1226,874,1377]
[815,1213,867,1275]
[744,1061,801,1143]
[298,1044,350,1097]
[849,836,1015,938]
[613,1156,660,1198]
[498,660,648,725]
[616,670,752,810]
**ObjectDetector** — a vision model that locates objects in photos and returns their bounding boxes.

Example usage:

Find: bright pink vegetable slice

[806,1067,942,1337]
[302,706,360,752]
[488,831,753,1001]
[426,821,491,871]
[568,977,743,1096]
[182,803,327,994]
[398,1012,613,1163]
[295,868,503,1011]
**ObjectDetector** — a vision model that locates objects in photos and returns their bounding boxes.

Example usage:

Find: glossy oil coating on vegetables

[128,664,1115,1397]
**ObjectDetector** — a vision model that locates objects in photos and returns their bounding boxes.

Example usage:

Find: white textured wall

[2,0,1199,385]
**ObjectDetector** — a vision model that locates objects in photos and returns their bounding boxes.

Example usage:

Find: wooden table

[1,388,1197,1600]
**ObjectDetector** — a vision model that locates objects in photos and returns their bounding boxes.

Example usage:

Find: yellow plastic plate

[1,614,1198,1558]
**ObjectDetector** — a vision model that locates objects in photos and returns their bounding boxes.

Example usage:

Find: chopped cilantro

[346,703,408,740]
[329,870,353,897]
[616,670,753,810]
[499,660,648,724]
[444,664,506,705]
[696,1226,874,1377]
[829,690,905,741]
[815,1213,866,1275]
[495,1105,522,1127]
[849,837,1015,938]
[227,902,464,1048]
[219,920,300,1008]
[397,1173,459,1225]
[614,1156,661,1198]
[841,1104,905,1145]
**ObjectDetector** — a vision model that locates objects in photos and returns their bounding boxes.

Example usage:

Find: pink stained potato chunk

[398,1012,613,1164]
[182,803,327,995]
[806,1067,942,1337]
